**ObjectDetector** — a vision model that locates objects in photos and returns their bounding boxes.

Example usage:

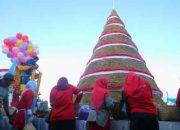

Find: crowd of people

[1,71,180,130]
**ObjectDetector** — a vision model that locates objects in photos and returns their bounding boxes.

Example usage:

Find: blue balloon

[7,52,13,58]
[19,44,27,52]
[9,37,18,44]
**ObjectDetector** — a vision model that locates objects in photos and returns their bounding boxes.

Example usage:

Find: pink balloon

[17,52,24,58]
[1,44,6,49]
[19,56,27,63]
[22,35,29,42]
[12,47,19,54]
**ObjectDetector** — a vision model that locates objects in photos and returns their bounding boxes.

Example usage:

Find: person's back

[50,85,80,120]
[125,78,157,114]
[124,72,159,130]
[49,77,82,130]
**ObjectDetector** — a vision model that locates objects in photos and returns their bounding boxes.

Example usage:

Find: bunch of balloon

[1,33,39,93]
[1,32,39,64]
[1,32,39,81]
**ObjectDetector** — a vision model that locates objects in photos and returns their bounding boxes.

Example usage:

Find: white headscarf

[26,80,37,94]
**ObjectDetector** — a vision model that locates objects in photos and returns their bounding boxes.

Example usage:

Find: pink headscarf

[92,76,111,112]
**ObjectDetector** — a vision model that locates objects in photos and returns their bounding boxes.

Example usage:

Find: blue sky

[0,0,180,101]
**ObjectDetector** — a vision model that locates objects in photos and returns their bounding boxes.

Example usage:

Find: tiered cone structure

[78,10,164,113]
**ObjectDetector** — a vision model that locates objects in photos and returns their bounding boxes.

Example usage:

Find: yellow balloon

[28,44,33,50]
[16,40,23,46]
[27,48,32,54]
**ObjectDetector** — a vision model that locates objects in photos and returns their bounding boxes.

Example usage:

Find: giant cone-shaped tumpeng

[78,10,164,119]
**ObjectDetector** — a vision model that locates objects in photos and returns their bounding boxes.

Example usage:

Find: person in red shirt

[11,80,37,130]
[124,72,159,130]
[49,77,83,130]
[176,88,180,107]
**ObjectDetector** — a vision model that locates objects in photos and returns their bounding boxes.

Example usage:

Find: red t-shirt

[50,85,81,121]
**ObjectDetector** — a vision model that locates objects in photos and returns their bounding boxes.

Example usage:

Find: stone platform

[1,116,180,130]
[77,120,180,130]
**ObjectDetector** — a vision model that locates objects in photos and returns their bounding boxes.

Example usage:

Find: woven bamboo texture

[158,105,180,121]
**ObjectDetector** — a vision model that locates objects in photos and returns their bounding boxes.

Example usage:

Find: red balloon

[16,33,23,39]
[9,46,13,52]
[29,51,37,57]
[3,38,11,45]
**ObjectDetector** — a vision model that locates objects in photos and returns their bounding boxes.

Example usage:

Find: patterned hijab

[56,77,69,90]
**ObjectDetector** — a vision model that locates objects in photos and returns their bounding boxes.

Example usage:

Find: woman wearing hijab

[124,72,159,130]
[49,77,83,130]
[89,76,114,130]
[11,80,37,130]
